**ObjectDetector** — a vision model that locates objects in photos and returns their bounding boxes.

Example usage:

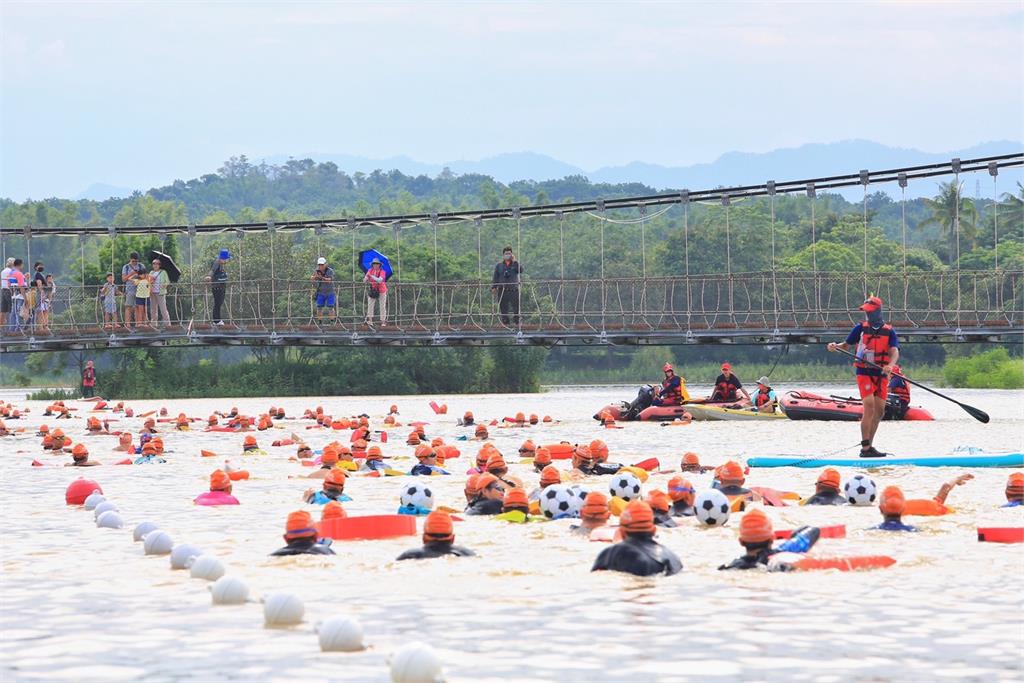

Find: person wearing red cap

[195,470,240,506]
[464,473,506,516]
[396,511,476,560]
[458,410,475,427]
[803,468,845,505]
[667,476,696,517]
[66,443,101,467]
[651,363,690,406]
[133,441,166,464]
[827,295,900,457]
[646,490,677,528]
[303,469,352,504]
[886,364,911,419]
[709,362,750,403]
[1004,472,1024,508]
[571,491,611,536]
[719,509,820,571]
[307,444,339,479]
[271,510,335,556]
[714,460,753,500]
[410,446,450,476]
[591,500,682,577]
[875,486,917,531]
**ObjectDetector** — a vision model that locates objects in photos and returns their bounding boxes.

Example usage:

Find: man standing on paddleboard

[826,295,899,458]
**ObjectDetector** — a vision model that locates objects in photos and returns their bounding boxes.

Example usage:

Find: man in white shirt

[0,257,13,330]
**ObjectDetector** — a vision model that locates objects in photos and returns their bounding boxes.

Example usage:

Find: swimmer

[900,474,974,516]
[36,424,49,437]
[389,404,399,416]
[322,501,346,520]
[646,490,676,528]
[467,447,491,475]
[361,446,386,472]
[134,442,166,464]
[406,430,421,445]
[518,439,536,458]
[459,410,474,427]
[1004,473,1024,508]
[802,468,846,505]
[875,486,917,531]
[571,491,611,536]
[589,439,609,463]
[529,464,562,502]
[591,500,682,577]
[719,509,820,571]
[195,470,240,505]
[502,488,530,515]
[303,469,352,504]
[175,413,190,431]
[410,446,450,476]
[473,424,489,440]
[307,445,339,479]
[396,511,475,560]
[114,432,133,452]
[532,447,552,472]
[713,460,756,501]
[572,444,621,476]
[680,452,713,473]
[270,511,335,556]
[465,473,506,516]
[667,476,696,517]
[464,473,483,503]
[66,443,101,467]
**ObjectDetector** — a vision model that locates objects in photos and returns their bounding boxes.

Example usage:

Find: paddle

[833,348,989,423]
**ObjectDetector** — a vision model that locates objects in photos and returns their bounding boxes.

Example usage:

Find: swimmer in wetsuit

[465,473,506,516]
[532,447,552,473]
[680,452,714,474]
[646,490,677,528]
[409,446,450,476]
[1004,472,1024,508]
[270,510,335,556]
[713,460,756,501]
[591,500,683,577]
[719,509,820,571]
[668,476,696,517]
[571,491,612,536]
[803,468,846,505]
[396,511,476,560]
[303,469,352,504]
[875,486,917,531]
[529,465,562,502]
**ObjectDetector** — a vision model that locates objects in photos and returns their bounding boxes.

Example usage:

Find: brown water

[2,385,1022,682]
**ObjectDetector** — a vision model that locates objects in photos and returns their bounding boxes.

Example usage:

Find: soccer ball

[609,472,643,502]
[540,484,581,519]
[694,489,731,527]
[568,484,589,505]
[843,474,878,506]
[399,484,434,511]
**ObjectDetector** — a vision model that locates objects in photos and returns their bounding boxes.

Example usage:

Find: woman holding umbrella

[363,256,389,326]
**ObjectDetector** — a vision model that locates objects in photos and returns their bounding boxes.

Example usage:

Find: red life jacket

[890,378,910,404]
[661,376,682,404]
[755,388,773,407]
[82,367,96,386]
[854,322,893,370]
[715,377,738,401]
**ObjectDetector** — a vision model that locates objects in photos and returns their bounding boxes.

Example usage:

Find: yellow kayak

[686,405,787,422]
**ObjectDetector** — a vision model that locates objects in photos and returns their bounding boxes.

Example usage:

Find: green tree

[919,181,978,265]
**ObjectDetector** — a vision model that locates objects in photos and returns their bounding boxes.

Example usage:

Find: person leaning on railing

[205,249,230,326]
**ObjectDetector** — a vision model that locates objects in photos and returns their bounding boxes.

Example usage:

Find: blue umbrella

[358,249,393,281]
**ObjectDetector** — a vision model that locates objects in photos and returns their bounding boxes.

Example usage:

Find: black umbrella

[148,250,182,283]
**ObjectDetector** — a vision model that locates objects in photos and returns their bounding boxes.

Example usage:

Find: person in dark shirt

[205,249,230,325]
[464,473,506,516]
[646,490,677,528]
[311,257,336,324]
[719,509,820,570]
[397,511,476,560]
[668,476,696,517]
[803,468,846,506]
[270,510,335,556]
[874,486,917,532]
[592,500,682,577]
[709,363,750,403]
[491,246,523,326]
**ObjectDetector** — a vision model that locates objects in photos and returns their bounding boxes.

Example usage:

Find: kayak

[782,391,933,421]
[749,449,1024,469]
[686,405,788,422]
[596,401,735,422]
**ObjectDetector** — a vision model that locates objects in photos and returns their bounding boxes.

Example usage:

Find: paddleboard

[748,451,1023,468]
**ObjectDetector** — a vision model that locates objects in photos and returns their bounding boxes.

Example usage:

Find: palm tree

[919,180,978,265]
[998,181,1023,244]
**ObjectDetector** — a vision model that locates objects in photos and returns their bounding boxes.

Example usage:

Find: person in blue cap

[206,249,230,325]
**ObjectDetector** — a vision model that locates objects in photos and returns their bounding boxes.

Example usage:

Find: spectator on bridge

[363,257,388,327]
[8,259,26,333]
[491,246,523,326]
[133,266,151,329]
[205,249,230,326]
[311,257,336,324]
[709,362,750,404]
[0,258,13,330]
[99,272,119,329]
[149,257,172,328]
[121,252,144,330]
[32,263,51,333]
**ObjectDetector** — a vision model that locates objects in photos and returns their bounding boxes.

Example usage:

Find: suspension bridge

[1,154,1021,354]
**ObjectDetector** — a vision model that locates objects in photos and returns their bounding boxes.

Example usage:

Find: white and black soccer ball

[694,489,731,527]
[540,484,581,519]
[609,472,643,502]
[399,483,434,511]
[843,474,877,506]
[568,484,589,505]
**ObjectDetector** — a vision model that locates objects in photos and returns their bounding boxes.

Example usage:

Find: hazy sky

[1,1,1021,199]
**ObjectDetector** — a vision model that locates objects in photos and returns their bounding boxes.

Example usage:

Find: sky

[1,1,1021,200]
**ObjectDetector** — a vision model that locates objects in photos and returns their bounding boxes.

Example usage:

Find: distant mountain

[75,182,136,201]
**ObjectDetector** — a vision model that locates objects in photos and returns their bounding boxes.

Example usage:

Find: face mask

[867,309,885,329]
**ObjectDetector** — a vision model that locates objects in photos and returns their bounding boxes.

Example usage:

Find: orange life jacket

[890,377,910,404]
[754,388,773,407]
[715,377,738,401]
[854,322,893,370]
[661,376,682,404]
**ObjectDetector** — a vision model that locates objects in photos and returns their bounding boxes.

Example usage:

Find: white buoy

[133,521,159,542]
[96,510,124,529]
[390,642,443,683]
[263,592,304,626]
[83,491,106,510]
[170,543,202,570]
[92,500,119,520]
[143,530,174,555]
[210,575,249,605]
[188,554,225,581]
[317,616,365,652]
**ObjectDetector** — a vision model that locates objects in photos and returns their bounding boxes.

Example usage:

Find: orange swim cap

[384,415,396,425]
[646,490,670,514]
[620,500,656,535]
[423,510,454,543]
[353,439,368,451]
[519,439,536,454]
[321,445,339,465]
[533,447,552,466]
[142,442,158,455]
[407,431,421,445]
[816,468,841,492]
[38,424,49,433]
[284,510,317,540]
[210,470,231,491]
[430,437,444,447]
[415,445,435,461]
[322,501,347,520]
[464,411,473,420]
[581,491,611,522]
[667,476,695,505]
[243,435,257,447]
[52,428,65,438]
[389,404,398,413]
[207,415,218,425]
[515,412,525,422]
[325,469,347,489]
[486,454,508,475]
[475,473,500,492]
[366,445,382,460]
[529,414,539,425]
[543,415,552,423]
[475,424,488,438]
[540,465,561,487]
[502,488,530,513]
[719,460,745,486]
[682,452,701,467]
[589,439,609,462]
[1007,472,1024,500]
[42,435,54,448]
[739,509,774,544]
[72,443,89,458]
[879,486,906,516]
[465,474,482,500]
[475,449,491,469]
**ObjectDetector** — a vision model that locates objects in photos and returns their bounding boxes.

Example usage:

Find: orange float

[977,527,1024,543]
[791,555,896,571]
[541,443,574,460]
[775,524,846,540]
[317,514,416,541]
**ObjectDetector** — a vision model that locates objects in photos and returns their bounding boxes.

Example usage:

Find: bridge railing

[3,270,1020,339]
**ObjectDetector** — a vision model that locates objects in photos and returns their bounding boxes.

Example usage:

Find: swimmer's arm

[933,474,973,505]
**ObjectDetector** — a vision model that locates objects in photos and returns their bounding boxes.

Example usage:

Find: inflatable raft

[686,404,788,422]
[748,449,1024,469]
[782,391,933,421]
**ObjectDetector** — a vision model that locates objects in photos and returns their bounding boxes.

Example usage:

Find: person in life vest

[802,468,845,505]
[652,363,690,406]
[396,511,476,560]
[591,500,682,577]
[886,364,911,419]
[750,376,778,413]
[719,509,821,571]
[81,360,97,399]
[827,295,900,457]
[270,510,335,556]
[709,363,750,403]
[1004,473,1024,508]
